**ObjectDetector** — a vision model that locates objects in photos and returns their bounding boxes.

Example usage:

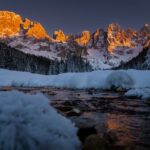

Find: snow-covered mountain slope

[0,11,149,74]
[115,47,149,69]
[142,48,150,69]
[0,42,92,74]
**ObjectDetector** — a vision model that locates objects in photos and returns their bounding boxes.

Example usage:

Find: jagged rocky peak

[0,11,23,37]
[140,24,150,33]
[93,28,101,40]
[139,24,150,48]
[23,20,51,40]
[126,28,138,37]
[89,28,106,49]
[75,31,91,46]
[53,29,69,42]
[0,11,51,40]
[22,18,32,30]
[107,23,133,53]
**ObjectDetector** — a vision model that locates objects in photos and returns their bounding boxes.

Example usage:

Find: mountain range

[0,11,149,74]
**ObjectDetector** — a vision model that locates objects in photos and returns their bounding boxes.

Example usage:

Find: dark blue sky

[0,0,149,35]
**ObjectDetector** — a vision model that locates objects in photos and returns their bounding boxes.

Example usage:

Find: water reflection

[83,112,150,149]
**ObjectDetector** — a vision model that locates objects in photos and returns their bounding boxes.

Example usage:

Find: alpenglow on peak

[0,11,51,40]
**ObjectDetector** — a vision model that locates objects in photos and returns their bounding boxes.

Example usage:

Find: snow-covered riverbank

[0,69,150,99]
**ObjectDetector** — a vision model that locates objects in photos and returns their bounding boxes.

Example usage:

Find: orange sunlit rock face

[0,11,51,40]
[107,23,133,53]
[145,40,150,48]
[22,18,32,30]
[25,22,50,40]
[0,11,22,37]
[140,24,150,48]
[126,28,137,38]
[140,24,150,35]
[0,11,149,50]
[93,29,101,40]
[75,31,91,46]
[53,30,69,42]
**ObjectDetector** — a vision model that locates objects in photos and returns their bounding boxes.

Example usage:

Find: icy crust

[0,68,150,90]
[0,91,80,150]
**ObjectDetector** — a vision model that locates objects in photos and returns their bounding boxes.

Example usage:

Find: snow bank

[106,71,134,89]
[0,91,80,150]
[0,69,150,90]
[125,88,150,100]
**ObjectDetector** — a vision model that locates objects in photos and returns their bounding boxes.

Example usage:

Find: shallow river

[1,87,150,150]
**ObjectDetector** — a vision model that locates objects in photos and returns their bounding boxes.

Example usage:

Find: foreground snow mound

[0,91,80,150]
[125,88,150,100]
[106,71,134,89]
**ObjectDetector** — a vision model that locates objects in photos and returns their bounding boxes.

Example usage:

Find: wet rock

[145,100,150,106]
[103,130,118,144]
[78,127,97,143]
[63,100,74,106]
[87,89,94,95]
[124,95,138,99]
[83,135,110,150]
[55,106,72,112]
[113,141,136,150]
[0,86,13,91]
[71,117,96,129]
[71,117,97,143]
[125,143,136,150]
[67,108,81,116]
[116,87,126,92]
[44,90,56,96]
